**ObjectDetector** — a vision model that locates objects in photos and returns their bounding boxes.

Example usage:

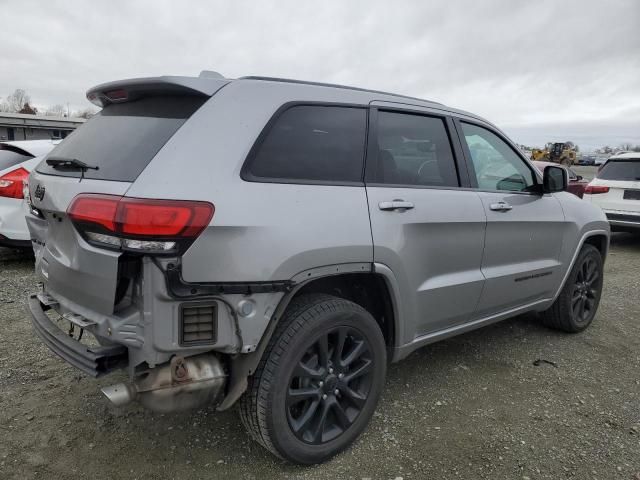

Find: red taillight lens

[0,167,29,199]
[67,194,214,254]
[67,194,118,231]
[118,198,213,237]
[585,185,610,194]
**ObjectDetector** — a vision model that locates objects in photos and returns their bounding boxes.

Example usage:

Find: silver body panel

[25,76,609,376]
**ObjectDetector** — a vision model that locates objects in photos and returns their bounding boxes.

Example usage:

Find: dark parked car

[578,155,596,166]
[533,161,588,198]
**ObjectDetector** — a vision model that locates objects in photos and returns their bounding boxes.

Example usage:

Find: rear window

[598,160,640,181]
[244,105,367,183]
[36,96,206,182]
[0,147,32,171]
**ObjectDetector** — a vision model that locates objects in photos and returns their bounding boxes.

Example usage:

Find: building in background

[0,112,85,141]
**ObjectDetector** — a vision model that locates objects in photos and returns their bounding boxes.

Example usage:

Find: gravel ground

[0,225,639,478]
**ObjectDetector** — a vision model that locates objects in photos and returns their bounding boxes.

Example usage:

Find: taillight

[584,185,610,195]
[0,167,29,199]
[67,194,214,254]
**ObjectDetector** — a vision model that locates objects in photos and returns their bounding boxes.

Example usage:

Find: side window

[245,105,367,183]
[374,111,459,187]
[461,122,536,192]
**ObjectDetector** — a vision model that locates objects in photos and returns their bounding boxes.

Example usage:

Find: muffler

[101,354,226,413]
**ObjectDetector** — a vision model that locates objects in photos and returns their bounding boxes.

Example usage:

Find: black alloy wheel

[286,326,374,444]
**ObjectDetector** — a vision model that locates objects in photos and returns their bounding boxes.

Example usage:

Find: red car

[533,161,589,198]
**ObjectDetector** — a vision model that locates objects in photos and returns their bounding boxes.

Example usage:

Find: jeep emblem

[34,184,45,201]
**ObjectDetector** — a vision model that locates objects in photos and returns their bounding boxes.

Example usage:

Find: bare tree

[45,104,67,117]
[72,107,98,119]
[619,143,633,151]
[5,89,31,113]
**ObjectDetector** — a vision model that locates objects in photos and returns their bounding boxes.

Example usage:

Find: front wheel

[238,294,387,464]
[541,244,603,332]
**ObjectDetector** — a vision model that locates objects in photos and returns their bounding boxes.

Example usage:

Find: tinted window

[374,111,458,187]
[461,123,535,192]
[246,105,367,183]
[598,160,640,181]
[0,148,32,171]
[36,96,206,182]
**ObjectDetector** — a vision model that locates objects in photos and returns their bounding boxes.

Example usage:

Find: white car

[0,140,59,248]
[584,152,640,232]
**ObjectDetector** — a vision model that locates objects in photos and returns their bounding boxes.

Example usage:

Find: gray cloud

[0,0,638,150]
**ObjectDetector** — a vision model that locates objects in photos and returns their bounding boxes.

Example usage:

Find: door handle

[489,201,513,212]
[379,200,415,211]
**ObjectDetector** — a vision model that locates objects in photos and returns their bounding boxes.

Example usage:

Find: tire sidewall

[264,302,387,464]
[564,246,603,330]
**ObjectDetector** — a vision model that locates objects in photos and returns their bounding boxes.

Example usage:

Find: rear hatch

[591,159,640,214]
[27,76,226,315]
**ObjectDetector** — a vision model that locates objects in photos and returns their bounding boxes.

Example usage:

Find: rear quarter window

[36,96,206,182]
[243,105,367,184]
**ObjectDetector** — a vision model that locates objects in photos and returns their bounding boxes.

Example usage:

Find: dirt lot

[1,232,639,479]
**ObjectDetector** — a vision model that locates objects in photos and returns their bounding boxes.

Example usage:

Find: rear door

[365,105,486,340]
[456,120,565,316]
[27,94,208,315]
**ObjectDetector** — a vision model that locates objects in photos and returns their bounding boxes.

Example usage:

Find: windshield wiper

[46,156,99,171]
[46,156,99,182]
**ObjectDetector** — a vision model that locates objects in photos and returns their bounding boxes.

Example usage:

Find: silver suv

[26,73,609,464]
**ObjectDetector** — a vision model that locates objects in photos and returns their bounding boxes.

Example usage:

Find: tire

[540,244,603,332]
[238,294,387,464]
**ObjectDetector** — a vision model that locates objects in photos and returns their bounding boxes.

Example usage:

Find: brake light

[67,194,214,254]
[104,89,128,101]
[584,185,610,195]
[0,167,29,199]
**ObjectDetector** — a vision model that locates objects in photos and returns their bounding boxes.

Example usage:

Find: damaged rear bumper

[28,294,128,377]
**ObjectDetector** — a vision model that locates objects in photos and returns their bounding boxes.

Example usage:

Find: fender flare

[550,229,609,303]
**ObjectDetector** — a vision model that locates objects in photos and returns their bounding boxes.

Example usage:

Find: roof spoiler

[86,73,229,107]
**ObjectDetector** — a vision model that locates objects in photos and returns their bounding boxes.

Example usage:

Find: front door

[458,121,565,316]
[366,107,486,341]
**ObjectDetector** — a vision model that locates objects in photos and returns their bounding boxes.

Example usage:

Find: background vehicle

[532,161,588,198]
[25,74,609,464]
[578,154,596,166]
[0,140,59,247]
[584,152,640,232]
[531,142,577,166]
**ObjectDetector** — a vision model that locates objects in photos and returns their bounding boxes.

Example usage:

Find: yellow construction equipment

[531,142,577,166]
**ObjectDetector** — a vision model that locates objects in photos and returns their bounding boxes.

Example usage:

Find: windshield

[598,160,640,181]
[36,95,206,182]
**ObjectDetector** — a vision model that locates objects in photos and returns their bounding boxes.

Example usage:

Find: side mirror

[543,165,567,193]
[576,175,583,181]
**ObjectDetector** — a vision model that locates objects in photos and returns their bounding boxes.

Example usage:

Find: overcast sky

[1,0,638,150]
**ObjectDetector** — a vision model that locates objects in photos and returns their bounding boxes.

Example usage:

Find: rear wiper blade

[46,156,99,171]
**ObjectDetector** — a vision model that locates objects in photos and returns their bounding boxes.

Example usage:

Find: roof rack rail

[239,76,443,106]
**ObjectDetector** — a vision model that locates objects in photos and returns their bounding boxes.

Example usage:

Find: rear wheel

[238,294,387,464]
[541,244,603,332]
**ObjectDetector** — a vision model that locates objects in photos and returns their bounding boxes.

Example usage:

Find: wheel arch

[217,264,402,410]
[551,229,609,303]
